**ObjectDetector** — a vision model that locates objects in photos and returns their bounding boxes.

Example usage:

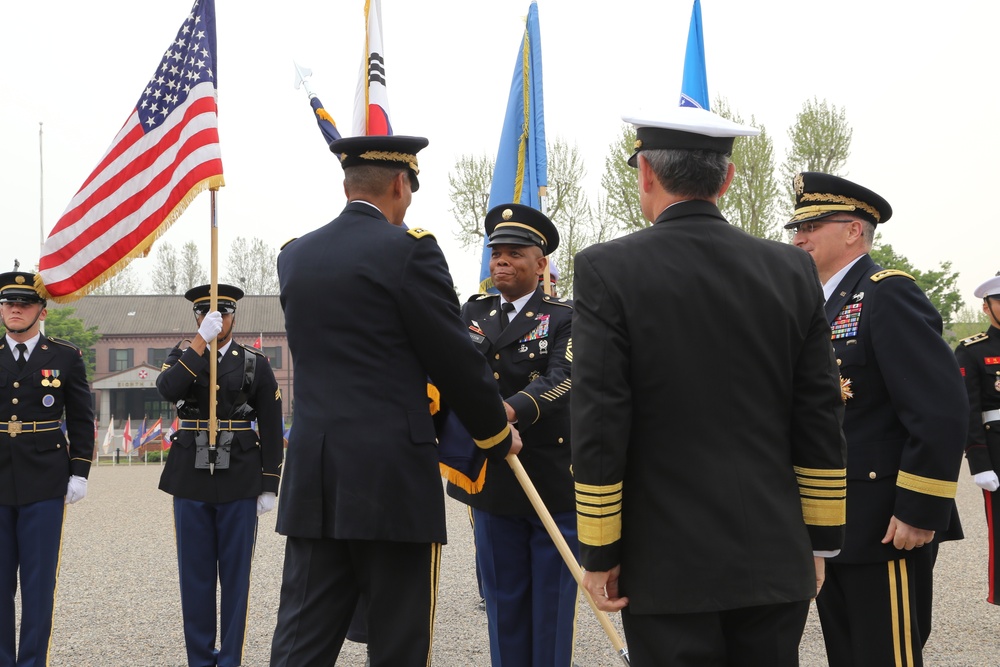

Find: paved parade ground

[24,463,1000,665]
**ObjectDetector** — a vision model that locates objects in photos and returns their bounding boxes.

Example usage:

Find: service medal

[40,369,52,386]
[840,375,854,402]
[50,370,61,388]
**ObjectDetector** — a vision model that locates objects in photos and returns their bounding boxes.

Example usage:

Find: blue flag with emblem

[479,1,547,294]
[679,0,710,109]
[132,417,145,453]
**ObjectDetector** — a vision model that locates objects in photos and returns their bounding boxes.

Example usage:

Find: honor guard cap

[623,107,759,167]
[485,203,560,256]
[185,284,244,314]
[786,172,892,229]
[0,272,45,305]
[974,273,1000,299]
[328,135,429,191]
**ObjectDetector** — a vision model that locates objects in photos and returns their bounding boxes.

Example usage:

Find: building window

[109,348,133,372]
[262,346,282,369]
[148,348,172,367]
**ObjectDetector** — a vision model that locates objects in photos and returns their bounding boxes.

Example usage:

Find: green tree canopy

[43,308,101,380]
[869,238,963,329]
[780,97,853,207]
[599,124,644,233]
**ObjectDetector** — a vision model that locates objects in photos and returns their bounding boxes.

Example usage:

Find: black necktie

[499,302,515,330]
[15,343,27,370]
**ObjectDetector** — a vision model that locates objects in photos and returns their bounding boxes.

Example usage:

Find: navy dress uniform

[571,110,847,666]
[447,204,577,667]
[0,271,93,667]
[271,135,516,667]
[785,173,967,667]
[955,273,1000,604]
[157,284,282,667]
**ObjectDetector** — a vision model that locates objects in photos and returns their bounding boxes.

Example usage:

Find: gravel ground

[19,462,998,666]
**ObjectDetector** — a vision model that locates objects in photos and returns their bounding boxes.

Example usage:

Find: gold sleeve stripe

[541,379,572,402]
[575,480,623,495]
[515,391,541,425]
[264,472,280,478]
[565,338,573,362]
[799,486,846,499]
[576,488,623,506]
[177,360,197,377]
[796,475,847,489]
[896,470,958,499]
[577,499,622,516]
[794,466,847,478]
[800,497,846,526]
[275,388,282,401]
[474,424,511,450]
[578,513,622,547]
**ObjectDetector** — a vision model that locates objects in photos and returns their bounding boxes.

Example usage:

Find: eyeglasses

[789,219,856,234]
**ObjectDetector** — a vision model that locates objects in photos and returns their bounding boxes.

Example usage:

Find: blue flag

[679,0,710,109]
[479,1,547,293]
[309,96,343,146]
[133,417,145,452]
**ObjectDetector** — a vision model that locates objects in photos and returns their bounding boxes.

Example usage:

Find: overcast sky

[2,0,997,307]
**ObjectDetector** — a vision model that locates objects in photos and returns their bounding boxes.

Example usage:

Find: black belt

[178,419,253,431]
[0,420,62,436]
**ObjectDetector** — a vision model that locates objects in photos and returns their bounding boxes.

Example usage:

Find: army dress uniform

[271,135,515,667]
[0,272,94,667]
[786,173,968,667]
[157,322,282,667]
[955,275,1000,604]
[448,287,576,667]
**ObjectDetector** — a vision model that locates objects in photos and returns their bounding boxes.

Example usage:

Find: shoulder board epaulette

[407,228,435,240]
[542,295,574,308]
[870,269,915,283]
[279,237,297,251]
[240,343,266,357]
[48,336,81,351]
[468,293,497,303]
[961,332,989,347]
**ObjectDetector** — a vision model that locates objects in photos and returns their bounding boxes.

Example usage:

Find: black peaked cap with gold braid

[329,134,428,192]
[786,172,892,228]
[184,283,244,314]
[484,203,559,256]
[0,271,45,304]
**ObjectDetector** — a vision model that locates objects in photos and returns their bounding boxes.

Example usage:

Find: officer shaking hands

[156,283,283,667]
[0,271,94,667]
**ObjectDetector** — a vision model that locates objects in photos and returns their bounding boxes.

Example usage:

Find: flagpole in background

[208,189,220,474]
[679,0,710,110]
[354,0,392,137]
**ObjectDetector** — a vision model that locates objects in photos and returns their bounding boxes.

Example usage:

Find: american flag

[37,0,224,303]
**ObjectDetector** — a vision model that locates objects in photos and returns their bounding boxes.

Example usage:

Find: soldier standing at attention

[157,283,283,667]
[0,271,93,667]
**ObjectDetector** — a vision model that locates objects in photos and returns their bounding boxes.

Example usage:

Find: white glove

[257,492,276,516]
[975,471,1000,492]
[197,311,224,343]
[65,475,88,505]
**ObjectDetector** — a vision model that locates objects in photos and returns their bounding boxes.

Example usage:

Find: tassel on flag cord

[36,0,223,302]
[293,62,344,148]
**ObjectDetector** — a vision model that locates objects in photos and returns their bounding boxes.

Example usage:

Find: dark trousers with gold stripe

[0,498,65,667]
[270,537,441,667]
[982,489,1000,605]
[817,546,937,667]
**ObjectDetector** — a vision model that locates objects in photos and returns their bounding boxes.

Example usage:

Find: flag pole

[505,454,630,665]
[208,188,220,474]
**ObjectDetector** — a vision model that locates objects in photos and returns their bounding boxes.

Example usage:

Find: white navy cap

[623,107,759,167]
[974,273,1000,299]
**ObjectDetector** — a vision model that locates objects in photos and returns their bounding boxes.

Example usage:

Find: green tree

[948,304,989,344]
[714,98,782,240]
[180,241,207,291]
[448,153,494,253]
[869,238,963,328]
[44,308,101,380]
[225,237,278,295]
[545,139,615,297]
[151,241,180,294]
[780,97,853,204]
[599,124,644,232]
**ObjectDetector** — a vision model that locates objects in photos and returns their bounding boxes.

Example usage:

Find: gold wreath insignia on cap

[14,276,25,284]
[502,209,514,221]
[634,139,643,150]
[794,173,804,196]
